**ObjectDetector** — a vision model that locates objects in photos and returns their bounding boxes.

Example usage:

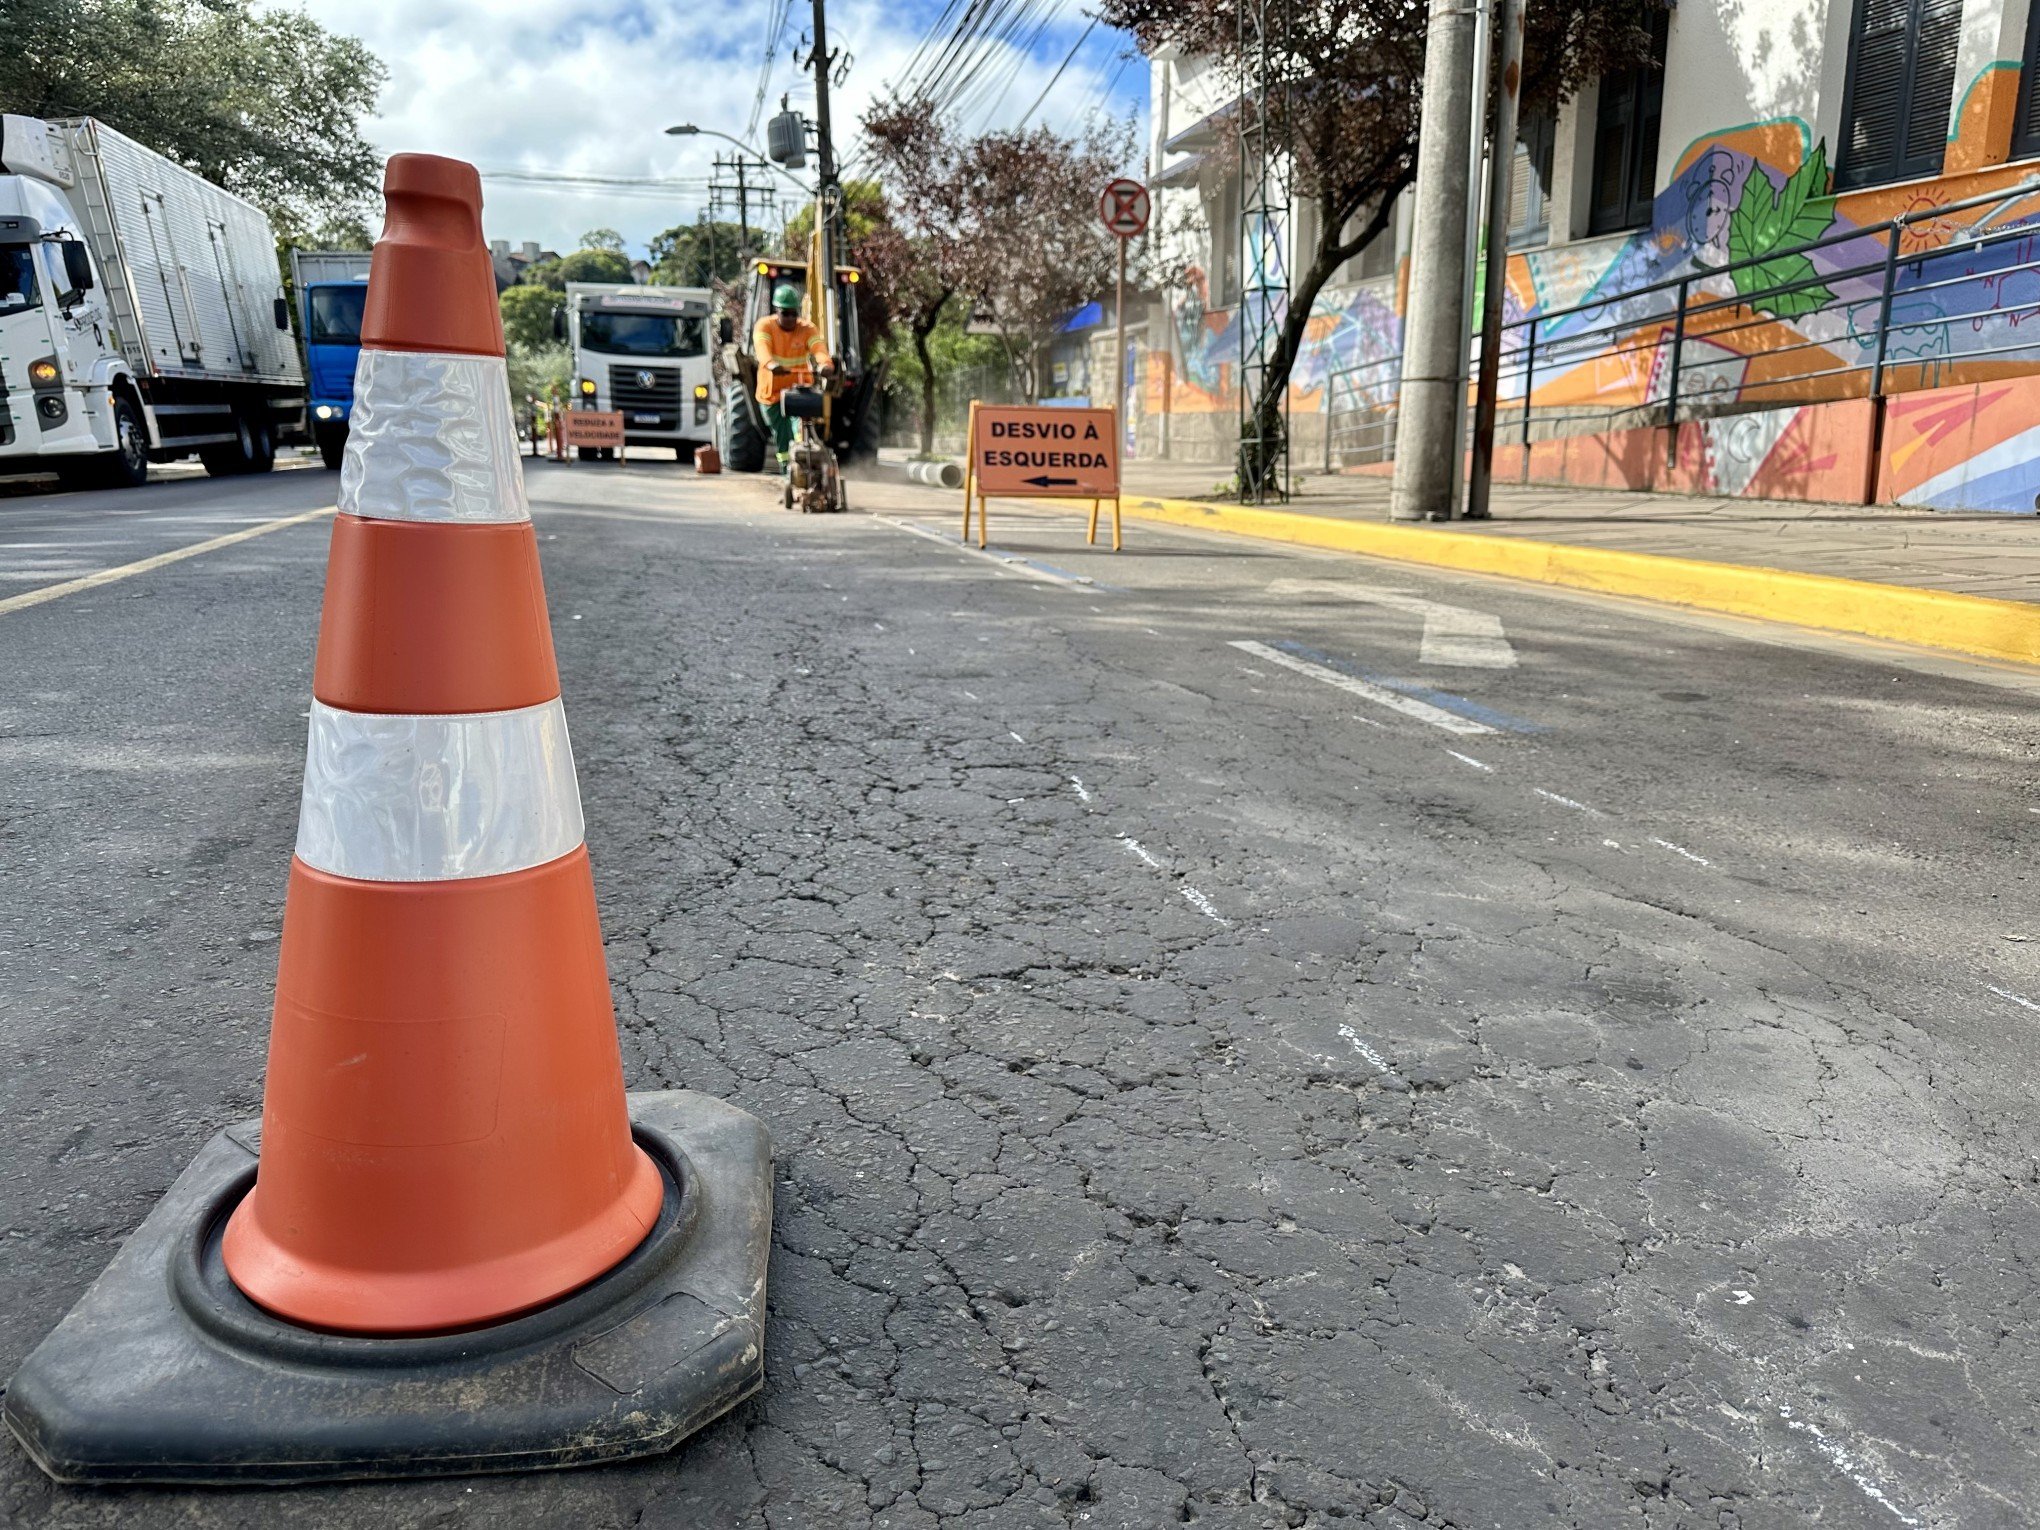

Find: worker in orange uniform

[752,284,833,471]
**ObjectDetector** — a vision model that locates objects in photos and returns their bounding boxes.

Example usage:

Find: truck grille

[608,365,683,424]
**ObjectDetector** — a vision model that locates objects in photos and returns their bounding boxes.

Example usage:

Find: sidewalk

[1123,463,2040,605]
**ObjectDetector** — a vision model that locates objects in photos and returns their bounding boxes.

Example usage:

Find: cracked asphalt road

[3,461,2038,1529]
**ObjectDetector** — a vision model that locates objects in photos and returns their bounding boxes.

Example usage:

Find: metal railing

[1325,175,2040,470]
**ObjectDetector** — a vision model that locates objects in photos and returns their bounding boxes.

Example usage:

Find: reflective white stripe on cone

[295,697,585,882]
[341,350,531,524]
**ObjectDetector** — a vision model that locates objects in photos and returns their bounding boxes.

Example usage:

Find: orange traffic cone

[4,154,770,1483]
[219,153,662,1335]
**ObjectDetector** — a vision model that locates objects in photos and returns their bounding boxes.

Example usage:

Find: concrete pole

[1388,0,1480,522]
[1466,0,1525,521]
[1447,0,1491,520]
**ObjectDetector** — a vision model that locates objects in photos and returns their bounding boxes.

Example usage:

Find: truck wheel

[245,413,276,474]
[201,414,259,477]
[315,422,347,471]
[65,394,151,489]
[722,389,768,473]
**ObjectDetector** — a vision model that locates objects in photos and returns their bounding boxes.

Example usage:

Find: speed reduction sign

[1099,177,1150,239]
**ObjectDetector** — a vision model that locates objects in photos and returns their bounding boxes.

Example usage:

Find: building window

[1509,108,1557,248]
[2012,2,2040,158]
[1837,0,1962,189]
[1587,10,1668,236]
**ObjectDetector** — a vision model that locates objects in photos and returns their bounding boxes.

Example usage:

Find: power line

[1013,15,1097,128]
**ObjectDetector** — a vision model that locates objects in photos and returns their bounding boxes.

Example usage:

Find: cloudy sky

[286,0,1149,259]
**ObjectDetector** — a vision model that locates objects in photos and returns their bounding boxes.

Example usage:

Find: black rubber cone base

[4,1090,771,1485]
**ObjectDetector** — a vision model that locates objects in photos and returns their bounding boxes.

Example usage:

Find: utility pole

[735,156,752,258]
[1449,0,1492,519]
[808,0,840,326]
[1466,0,1525,522]
[1388,0,1479,522]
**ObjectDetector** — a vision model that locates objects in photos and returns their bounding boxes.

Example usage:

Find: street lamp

[663,124,810,194]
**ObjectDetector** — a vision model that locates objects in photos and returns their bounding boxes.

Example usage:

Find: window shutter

[1903,0,1963,174]
[1841,0,1960,188]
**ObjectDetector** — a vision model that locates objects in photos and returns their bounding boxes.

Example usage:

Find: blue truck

[289,249,371,470]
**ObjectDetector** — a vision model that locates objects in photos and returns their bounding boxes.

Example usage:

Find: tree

[578,227,626,253]
[648,219,764,287]
[521,246,634,291]
[2,0,386,236]
[500,285,563,351]
[862,105,973,454]
[1096,0,1664,493]
[951,120,1129,403]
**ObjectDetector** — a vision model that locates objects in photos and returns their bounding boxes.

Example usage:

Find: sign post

[962,403,1122,550]
[1098,177,1150,476]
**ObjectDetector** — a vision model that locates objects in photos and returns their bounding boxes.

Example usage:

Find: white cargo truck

[0,115,304,488]
[561,282,716,461]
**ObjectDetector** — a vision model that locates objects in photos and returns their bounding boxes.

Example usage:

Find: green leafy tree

[521,246,634,291]
[578,227,626,253]
[1727,142,1836,319]
[500,284,564,351]
[1,0,386,235]
[648,219,762,286]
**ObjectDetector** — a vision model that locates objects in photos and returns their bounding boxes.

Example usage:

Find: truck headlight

[578,378,596,396]
[28,358,59,387]
[313,404,334,420]
[693,385,709,400]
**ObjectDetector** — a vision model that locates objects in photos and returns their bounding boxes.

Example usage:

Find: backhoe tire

[722,388,768,473]
[844,372,883,464]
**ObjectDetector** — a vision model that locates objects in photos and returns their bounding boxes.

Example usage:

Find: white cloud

[276,0,1148,258]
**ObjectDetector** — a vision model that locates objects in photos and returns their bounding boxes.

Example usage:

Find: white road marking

[1445,750,1494,772]
[1009,731,1026,744]
[1336,1024,1391,1073]
[1776,1406,1923,1528]
[1230,640,1494,735]
[1118,835,1163,869]
[871,515,1089,588]
[1533,788,1602,815]
[1652,837,1712,866]
[1180,886,1228,924]
[1068,776,1092,803]
[0,505,337,618]
[1988,985,2040,1014]
[1266,580,1517,667]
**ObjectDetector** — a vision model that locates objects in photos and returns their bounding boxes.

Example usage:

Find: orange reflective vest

[752,316,830,405]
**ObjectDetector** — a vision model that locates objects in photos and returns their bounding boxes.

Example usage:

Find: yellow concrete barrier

[1120,495,2040,668]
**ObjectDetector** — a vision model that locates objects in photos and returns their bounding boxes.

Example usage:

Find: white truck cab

[563,282,715,461]
[0,115,302,488]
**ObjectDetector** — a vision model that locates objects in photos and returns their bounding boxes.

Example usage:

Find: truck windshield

[307,284,366,344]
[581,311,704,357]
[0,246,41,314]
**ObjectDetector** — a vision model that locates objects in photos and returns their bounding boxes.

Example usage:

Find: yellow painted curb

[1119,495,2040,668]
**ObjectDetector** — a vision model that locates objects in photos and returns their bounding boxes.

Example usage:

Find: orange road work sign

[962,401,1123,551]
[560,410,625,451]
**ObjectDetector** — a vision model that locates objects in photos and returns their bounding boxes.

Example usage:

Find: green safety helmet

[771,283,802,312]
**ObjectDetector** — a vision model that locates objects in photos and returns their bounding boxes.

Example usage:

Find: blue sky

[284,0,1149,259]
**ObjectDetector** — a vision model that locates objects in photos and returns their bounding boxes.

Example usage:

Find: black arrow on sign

[1024,474,1078,487]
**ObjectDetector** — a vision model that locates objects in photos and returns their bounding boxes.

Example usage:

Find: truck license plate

[630,412,661,425]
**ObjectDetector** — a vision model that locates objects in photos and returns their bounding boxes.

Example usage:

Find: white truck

[0,115,304,489]
[561,281,715,461]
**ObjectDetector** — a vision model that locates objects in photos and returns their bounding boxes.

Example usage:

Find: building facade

[1144,0,2040,510]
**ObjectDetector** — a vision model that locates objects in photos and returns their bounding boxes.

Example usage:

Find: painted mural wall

[1145,56,2040,511]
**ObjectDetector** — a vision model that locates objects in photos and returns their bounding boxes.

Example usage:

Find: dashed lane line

[0,504,338,618]
[1231,639,1495,735]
